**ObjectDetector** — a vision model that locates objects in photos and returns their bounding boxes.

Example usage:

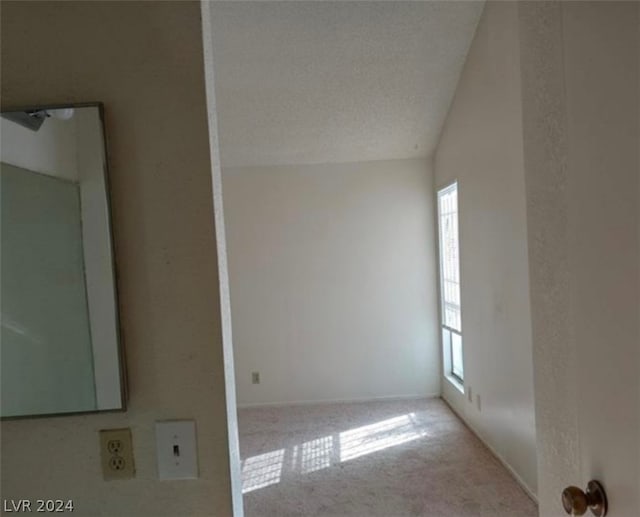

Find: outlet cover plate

[155,420,198,480]
[100,428,135,480]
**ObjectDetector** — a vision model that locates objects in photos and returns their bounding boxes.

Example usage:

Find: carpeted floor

[238,398,537,517]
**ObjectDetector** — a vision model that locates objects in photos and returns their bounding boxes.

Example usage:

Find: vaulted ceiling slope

[211,1,484,168]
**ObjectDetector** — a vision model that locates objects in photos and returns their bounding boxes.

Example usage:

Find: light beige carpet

[238,398,537,517]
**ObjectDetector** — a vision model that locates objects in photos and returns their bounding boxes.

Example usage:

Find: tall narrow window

[437,182,463,383]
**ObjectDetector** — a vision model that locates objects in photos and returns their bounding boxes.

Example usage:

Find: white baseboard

[441,397,538,504]
[237,393,441,409]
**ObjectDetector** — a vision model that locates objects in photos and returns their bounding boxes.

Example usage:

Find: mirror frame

[1,101,128,420]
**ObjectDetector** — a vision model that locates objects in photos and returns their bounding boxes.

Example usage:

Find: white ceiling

[211,1,484,168]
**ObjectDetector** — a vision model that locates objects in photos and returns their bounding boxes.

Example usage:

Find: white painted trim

[442,397,538,504]
[200,2,244,516]
[444,374,465,395]
[237,393,441,409]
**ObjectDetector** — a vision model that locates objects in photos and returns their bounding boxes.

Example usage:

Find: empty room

[211,2,538,515]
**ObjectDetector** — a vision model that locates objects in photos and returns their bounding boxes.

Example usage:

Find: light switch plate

[155,420,198,480]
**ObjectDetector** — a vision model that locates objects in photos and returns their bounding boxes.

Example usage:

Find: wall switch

[467,386,473,403]
[155,420,198,480]
[476,394,482,412]
[100,428,135,480]
[251,371,260,384]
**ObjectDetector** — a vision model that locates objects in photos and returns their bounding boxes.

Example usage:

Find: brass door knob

[562,480,607,516]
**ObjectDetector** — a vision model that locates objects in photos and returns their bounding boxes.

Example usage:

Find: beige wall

[223,159,440,406]
[520,2,640,515]
[1,2,233,516]
[434,1,537,496]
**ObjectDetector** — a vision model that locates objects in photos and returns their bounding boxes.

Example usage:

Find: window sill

[445,374,465,395]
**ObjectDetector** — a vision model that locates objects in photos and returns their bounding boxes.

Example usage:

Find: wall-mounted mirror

[1,103,126,418]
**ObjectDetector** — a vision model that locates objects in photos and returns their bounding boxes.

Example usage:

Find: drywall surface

[210,1,484,168]
[520,2,640,515]
[434,1,537,496]
[0,2,233,516]
[518,3,577,511]
[223,159,440,406]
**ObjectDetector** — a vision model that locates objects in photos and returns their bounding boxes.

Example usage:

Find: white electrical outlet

[252,371,260,384]
[155,420,198,480]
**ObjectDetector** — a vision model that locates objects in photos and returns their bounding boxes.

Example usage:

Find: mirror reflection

[1,104,125,418]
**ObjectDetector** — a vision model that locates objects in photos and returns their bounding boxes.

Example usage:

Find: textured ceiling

[211,1,484,168]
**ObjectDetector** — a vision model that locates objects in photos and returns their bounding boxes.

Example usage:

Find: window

[437,182,463,382]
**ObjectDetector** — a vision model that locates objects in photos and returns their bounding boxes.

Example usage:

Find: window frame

[436,181,464,387]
